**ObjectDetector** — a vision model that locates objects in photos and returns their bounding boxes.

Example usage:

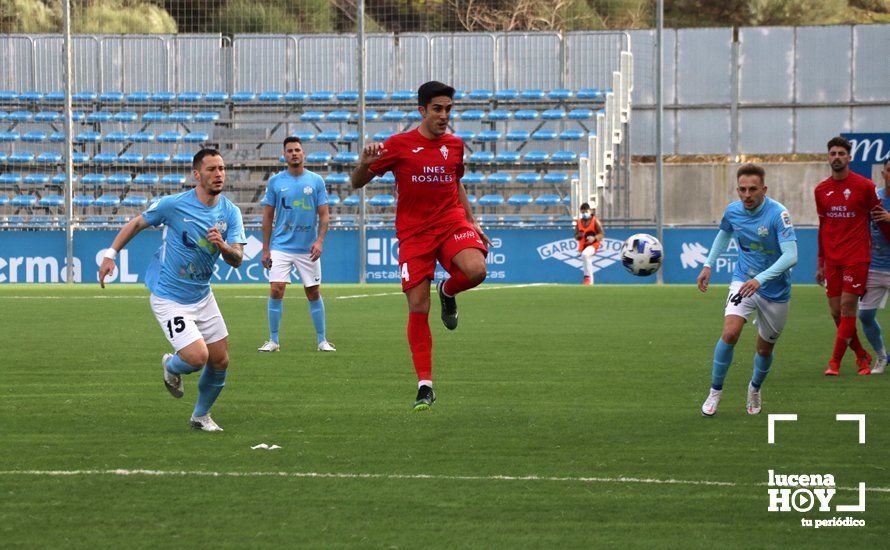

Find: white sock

[418,380,432,389]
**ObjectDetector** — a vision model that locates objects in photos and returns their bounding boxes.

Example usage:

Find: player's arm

[739,241,798,298]
[207,227,243,268]
[866,189,890,242]
[457,181,491,246]
[309,204,329,262]
[815,190,826,284]
[351,142,386,189]
[99,215,151,288]
[261,204,275,269]
[697,229,732,293]
[593,219,605,242]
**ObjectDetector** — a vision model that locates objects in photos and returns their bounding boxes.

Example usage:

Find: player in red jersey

[815,136,890,375]
[350,81,491,410]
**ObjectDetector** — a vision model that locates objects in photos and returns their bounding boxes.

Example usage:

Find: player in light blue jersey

[859,159,890,374]
[257,136,335,353]
[696,164,798,416]
[99,149,246,432]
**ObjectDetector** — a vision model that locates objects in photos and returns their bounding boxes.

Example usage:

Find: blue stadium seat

[468,151,494,163]
[81,173,107,186]
[134,174,160,185]
[76,131,102,143]
[9,152,35,164]
[476,130,503,142]
[122,195,148,207]
[514,109,539,120]
[71,152,89,164]
[343,131,360,142]
[204,91,229,103]
[495,89,518,101]
[73,195,94,207]
[8,110,33,122]
[468,89,493,101]
[130,132,155,143]
[168,112,193,123]
[142,112,167,123]
[35,111,61,122]
[117,152,144,164]
[487,173,512,184]
[151,91,176,103]
[39,194,64,206]
[11,194,37,207]
[157,132,182,143]
[342,195,361,207]
[508,193,533,206]
[73,91,97,103]
[0,111,6,121]
[0,195,8,205]
[568,108,594,120]
[0,131,19,142]
[379,173,396,184]
[551,150,578,163]
[306,151,331,164]
[506,130,530,141]
[300,111,325,122]
[516,172,541,184]
[126,92,151,103]
[71,111,86,122]
[332,151,359,164]
[542,109,567,120]
[0,91,18,101]
[369,194,395,207]
[310,91,335,102]
[92,153,118,164]
[495,151,520,163]
[94,194,120,207]
[113,111,138,123]
[37,152,62,163]
[284,90,308,102]
[172,153,193,165]
[365,90,387,101]
[326,195,341,206]
[543,172,568,184]
[24,173,50,185]
[177,91,203,102]
[390,90,415,101]
[535,194,562,206]
[559,129,585,141]
[406,111,422,121]
[161,174,187,185]
[0,151,6,162]
[145,153,171,164]
[465,194,477,204]
[326,110,352,122]
[259,91,283,102]
[48,132,65,143]
[382,110,407,122]
[194,111,220,123]
[316,132,341,142]
[104,131,129,142]
[363,110,380,122]
[524,150,549,162]
[325,173,350,185]
[531,129,557,141]
[549,88,573,100]
[461,172,485,185]
[52,173,76,185]
[459,109,486,121]
[232,91,256,103]
[22,131,47,143]
[487,109,512,121]
[336,90,358,102]
[478,194,504,206]
[452,130,474,142]
[108,173,132,186]
[19,91,43,102]
[99,91,123,103]
[577,88,602,100]
[0,173,22,185]
[372,130,394,142]
[183,132,208,143]
[521,89,545,100]
[292,131,315,142]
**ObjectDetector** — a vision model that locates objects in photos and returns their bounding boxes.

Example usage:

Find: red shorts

[398,221,488,291]
[824,262,869,297]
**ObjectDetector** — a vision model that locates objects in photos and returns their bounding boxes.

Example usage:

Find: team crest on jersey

[440,145,448,159]
[844,188,851,200]
[215,220,227,233]
[758,225,769,237]
[303,186,313,195]
[781,211,792,228]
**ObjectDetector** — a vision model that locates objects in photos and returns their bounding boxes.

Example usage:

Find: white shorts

[724,281,789,344]
[859,270,890,311]
[269,249,322,287]
[150,292,229,352]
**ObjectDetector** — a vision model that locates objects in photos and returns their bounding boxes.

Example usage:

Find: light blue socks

[308,297,327,344]
[711,339,735,391]
[750,352,773,389]
[859,308,886,358]
[193,366,227,417]
[165,354,201,375]
[268,298,283,343]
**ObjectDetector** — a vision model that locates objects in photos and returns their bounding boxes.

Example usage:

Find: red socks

[831,316,859,363]
[407,312,432,381]
[443,267,481,296]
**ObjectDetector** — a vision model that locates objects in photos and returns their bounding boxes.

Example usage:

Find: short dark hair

[417,80,455,107]
[283,136,302,148]
[736,163,765,184]
[827,136,852,153]
[580,202,591,210]
[193,148,221,170]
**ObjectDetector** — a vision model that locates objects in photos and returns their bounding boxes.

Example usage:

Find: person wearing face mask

[575,202,605,285]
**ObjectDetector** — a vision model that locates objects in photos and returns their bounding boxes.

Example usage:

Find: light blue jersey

[142,189,246,305]
[870,187,890,273]
[261,170,328,254]
[719,196,796,302]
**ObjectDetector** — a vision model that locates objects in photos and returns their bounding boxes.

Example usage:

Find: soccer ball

[620,233,664,276]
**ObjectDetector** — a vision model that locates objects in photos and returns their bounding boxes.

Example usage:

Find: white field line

[0,283,555,301]
[0,469,887,493]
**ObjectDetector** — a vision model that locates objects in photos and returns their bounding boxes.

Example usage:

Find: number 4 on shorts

[400,262,409,281]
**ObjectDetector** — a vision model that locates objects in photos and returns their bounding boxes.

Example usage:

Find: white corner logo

[536,237,623,272]
[680,242,709,269]
[243,235,264,260]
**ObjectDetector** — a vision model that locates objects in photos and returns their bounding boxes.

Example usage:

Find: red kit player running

[350,81,491,410]
[815,136,890,375]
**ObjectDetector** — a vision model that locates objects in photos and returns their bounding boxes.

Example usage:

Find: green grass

[1,284,888,548]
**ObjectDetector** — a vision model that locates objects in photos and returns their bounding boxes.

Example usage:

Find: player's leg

[261,251,291,352]
[150,294,206,399]
[857,271,889,374]
[581,247,596,285]
[190,294,230,431]
[406,279,436,410]
[745,296,787,415]
[295,255,334,351]
[437,224,488,330]
[828,263,871,375]
[702,282,752,417]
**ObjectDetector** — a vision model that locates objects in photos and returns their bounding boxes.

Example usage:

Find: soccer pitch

[0,284,887,548]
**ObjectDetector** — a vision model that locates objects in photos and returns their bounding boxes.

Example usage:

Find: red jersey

[815,171,880,265]
[369,128,467,241]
